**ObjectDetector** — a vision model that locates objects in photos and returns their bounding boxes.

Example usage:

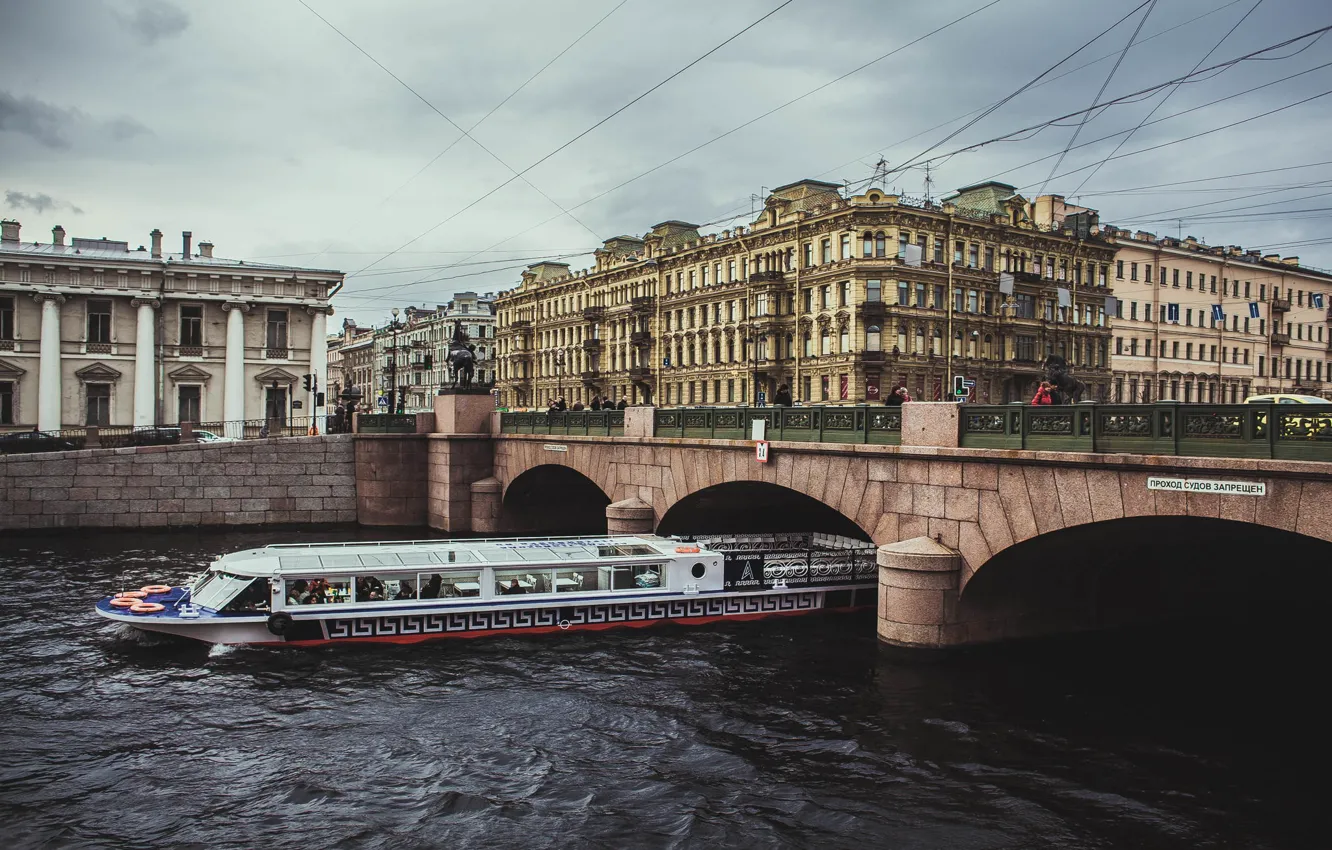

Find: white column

[309,307,329,433]
[223,303,247,438]
[132,299,156,426]
[37,295,63,431]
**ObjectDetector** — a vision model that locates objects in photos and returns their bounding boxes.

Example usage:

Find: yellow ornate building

[494,180,1116,408]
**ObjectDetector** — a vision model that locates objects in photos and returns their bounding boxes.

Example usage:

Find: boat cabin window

[418,572,482,599]
[553,567,587,592]
[352,574,419,602]
[193,571,260,611]
[222,578,272,614]
[284,576,352,605]
[632,565,663,589]
[495,568,547,595]
[597,544,657,557]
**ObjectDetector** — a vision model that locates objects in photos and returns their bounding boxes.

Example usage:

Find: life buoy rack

[129,602,165,614]
[140,584,172,595]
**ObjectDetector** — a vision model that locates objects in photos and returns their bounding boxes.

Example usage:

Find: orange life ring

[140,585,172,595]
[110,598,138,608]
[675,546,701,553]
[130,602,165,614]
[115,591,147,599]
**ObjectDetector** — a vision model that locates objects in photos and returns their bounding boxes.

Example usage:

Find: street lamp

[741,327,760,405]
[554,349,566,405]
[385,307,404,414]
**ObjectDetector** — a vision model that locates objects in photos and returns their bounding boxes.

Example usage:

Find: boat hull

[99,587,877,647]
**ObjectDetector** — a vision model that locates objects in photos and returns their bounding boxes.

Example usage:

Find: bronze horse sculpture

[1042,354,1087,404]
[447,345,476,390]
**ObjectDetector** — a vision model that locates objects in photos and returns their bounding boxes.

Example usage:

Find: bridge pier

[606,497,655,535]
[877,537,963,649]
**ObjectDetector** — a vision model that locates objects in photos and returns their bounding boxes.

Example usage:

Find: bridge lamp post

[554,349,566,405]
[741,327,759,406]
[384,308,404,414]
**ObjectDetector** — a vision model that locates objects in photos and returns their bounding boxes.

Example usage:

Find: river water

[1,527,1324,849]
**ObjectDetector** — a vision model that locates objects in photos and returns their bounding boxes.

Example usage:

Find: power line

[350,0,799,288]
[980,60,1332,187]
[899,24,1332,181]
[1068,0,1264,197]
[350,0,1003,306]
[1037,0,1158,196]
[301,1,631,267]
[295,0,607,262]
[890,1,1153,178]
[809,0,1249,187]
[1075,160,1332,195]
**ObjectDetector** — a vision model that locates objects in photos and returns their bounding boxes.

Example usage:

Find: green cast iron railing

[652,406,901,445]
[499,410,625,436]
[958,402,1332,461]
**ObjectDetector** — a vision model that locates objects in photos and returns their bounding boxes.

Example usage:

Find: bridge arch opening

[657,481,869,541]
[502,465,610,535]
[958,516,1332,639]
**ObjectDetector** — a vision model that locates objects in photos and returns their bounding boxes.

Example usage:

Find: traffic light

[424,354,433,370]
[302,373,312,392]
[952,375,964,396]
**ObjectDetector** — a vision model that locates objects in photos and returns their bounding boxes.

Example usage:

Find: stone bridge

[355,396,1332,649]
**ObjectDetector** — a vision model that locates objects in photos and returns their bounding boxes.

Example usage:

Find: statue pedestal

[433,392,494,435]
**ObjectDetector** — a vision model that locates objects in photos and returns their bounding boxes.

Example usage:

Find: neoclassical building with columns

[0,220,342,432]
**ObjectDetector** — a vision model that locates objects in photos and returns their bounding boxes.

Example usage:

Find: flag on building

[1167,303,1180,323]
[1248,302,1261,318]
[998,272,1014,294]
[1211,304,1225,322]
[904,243,923,267]
[1057,287,1071,308]
[1105,295,1120,317]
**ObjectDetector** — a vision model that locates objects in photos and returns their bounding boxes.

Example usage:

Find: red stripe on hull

[257,604,873,647]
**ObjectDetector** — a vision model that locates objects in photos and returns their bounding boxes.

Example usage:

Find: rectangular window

[984,247,995,271]
[180,305,203,347]
[803,289,812,313]
[1145,264,1152,282]
[1014,294,1035,319]
[1130,262,1138,281]
[178,385,201,423]
[0,380,12,424]
[1186,271,1193,289]
[1130,301,1138,320]
[954,241,964,264]
[968,244,978,268]
[727,260,735,281]
[867,279,881,303]
[1016,335,1037,361]
[821,239,831,264]
[933,285,945,309]
[803,243,813,267]
[933,239,943,264]
[266,309,289,350]
[840,234,850,260]
[0,296,13,340]
[1172,269,1180,287]
[86,383,111,426]
[839,280,849,307]
[820,286,830,310]
[899,231,909,257]
[87,299,112,343]
[968,290,979,313]
[1116,260,1124,279]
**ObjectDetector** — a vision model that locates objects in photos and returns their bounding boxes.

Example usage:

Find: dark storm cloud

[0,92,72,148]
[114,0,190,45]
[0,91,150,149]
[4,191,84,215]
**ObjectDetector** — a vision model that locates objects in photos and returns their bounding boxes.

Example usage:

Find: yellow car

[1243,394,1330,404]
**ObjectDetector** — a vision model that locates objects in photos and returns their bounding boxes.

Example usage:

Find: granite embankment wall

[0,435,356,531]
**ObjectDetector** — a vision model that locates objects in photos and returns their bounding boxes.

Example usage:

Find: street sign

[756,391,767,407]
[377,396,389,408]
[952,375,976,402]
[755,440,770,463]
[750,419,766,441]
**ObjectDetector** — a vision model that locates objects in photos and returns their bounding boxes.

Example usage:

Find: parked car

[1244,394,1330,404]
[192,430,237,443]
[128,427,182,446]
[0,430,78,454]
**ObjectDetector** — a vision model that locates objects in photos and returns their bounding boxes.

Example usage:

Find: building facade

[327,318,373,403]
[367,291,497,411]
[494,180,1116,408]
[1103,228,1332,403]
[0,220,342,431]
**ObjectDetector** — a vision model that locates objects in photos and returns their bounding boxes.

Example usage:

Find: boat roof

[212,535,704,578]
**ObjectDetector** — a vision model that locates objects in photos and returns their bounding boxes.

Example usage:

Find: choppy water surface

[1,528,1325,849]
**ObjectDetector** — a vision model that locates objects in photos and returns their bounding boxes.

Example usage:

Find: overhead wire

[345,0,800,287]
[345,0,1007,307]
[299,0,631,267]
[1037,0,1158,195]
[1067,0,1264,197]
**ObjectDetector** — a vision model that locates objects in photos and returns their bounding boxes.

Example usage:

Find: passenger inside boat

[394,581,415,600]
[420,574,443,599]
[222,577,271,614]
[356,576,384,601]
[286,580,309,605]
[500,578,526,595]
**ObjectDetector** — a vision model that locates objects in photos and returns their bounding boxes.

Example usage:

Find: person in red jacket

[1031,382,1055,405]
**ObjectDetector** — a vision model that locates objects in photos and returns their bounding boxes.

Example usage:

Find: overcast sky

[3,0,1331,327]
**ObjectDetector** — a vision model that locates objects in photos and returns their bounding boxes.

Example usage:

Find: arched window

[932,328,942,356]
[983,334,993,359]
[914,327,925,355]
[867,325,882,352]
[862,232,874,257]
[875,231,887,258]
[952,330,963,357]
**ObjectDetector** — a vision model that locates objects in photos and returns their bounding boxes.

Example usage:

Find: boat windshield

[192,571,259,611]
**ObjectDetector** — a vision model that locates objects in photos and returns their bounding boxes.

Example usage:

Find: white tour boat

[94,533,878,646]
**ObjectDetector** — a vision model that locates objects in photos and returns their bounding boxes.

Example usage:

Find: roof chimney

[1282,256,1300,266]
[150,228,163,258]
[182,230,193,258]
[198,241,213,259]
[52,225,66,246]
[1,219,20,243]
[1263,254,1280,263]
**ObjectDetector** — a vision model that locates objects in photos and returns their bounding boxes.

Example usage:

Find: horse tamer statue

[1042,353,1087,404]
[448,344,476,390]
